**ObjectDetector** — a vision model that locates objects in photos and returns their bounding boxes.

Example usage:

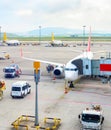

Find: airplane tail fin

[3,32,7,42]
[51,32,55,41]
[87,27,91,52]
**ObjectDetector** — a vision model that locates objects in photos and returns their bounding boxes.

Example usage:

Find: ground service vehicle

[0,80,6,100]
[3,64,21,78]
[11,81,31,98]
[78,105,104,130]
[0,51,10,60]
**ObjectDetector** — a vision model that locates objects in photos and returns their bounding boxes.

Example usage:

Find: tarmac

[0,42,111,130]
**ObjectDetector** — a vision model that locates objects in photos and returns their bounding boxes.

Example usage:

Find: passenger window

[22,86,25,91]
[25,85,28,89]
[28,85,31,88]
[27,83,31,88]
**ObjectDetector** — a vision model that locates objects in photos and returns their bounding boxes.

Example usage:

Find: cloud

[16,9,33,16]
[1,0,111,32]
[35,0,81,13]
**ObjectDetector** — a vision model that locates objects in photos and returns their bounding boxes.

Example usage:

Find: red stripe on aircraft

[100,64,111,71]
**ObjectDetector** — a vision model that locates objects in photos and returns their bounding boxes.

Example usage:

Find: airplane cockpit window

[74,68,78,71]
[65,68,78,71]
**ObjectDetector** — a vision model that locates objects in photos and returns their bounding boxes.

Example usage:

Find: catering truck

[78,105,104,130]
[3,64,22,78]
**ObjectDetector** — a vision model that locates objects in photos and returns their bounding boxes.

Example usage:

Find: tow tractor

[0,51,10,60]
[0,80,6,100]
[78,105,104,130]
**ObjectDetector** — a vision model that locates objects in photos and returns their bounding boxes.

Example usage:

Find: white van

[11,81,31,98]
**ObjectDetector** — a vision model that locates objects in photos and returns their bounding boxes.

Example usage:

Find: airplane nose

[65,71,77,81]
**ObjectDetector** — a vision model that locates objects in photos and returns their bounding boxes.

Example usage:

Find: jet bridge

[71,59,83,75]
[82,58,100,76]
[82,54,111,83]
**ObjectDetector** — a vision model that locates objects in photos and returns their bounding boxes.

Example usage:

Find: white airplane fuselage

[63,51,93,82]
[65,62,78,81]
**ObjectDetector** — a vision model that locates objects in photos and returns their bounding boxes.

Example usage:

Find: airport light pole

[39,26,41,45]
[83,25,86,46]
[33,62,40,126]
[35,69,40,126]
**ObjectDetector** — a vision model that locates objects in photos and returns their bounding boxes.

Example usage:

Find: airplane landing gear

[69,81,74,88]
[64,81,74,94]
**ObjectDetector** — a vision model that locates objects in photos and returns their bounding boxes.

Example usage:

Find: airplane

[3,32,21,46]
[49,32,65,47]
[6,40,21,46]
[22,27,94,88]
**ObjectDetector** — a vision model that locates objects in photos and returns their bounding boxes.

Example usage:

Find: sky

[0,0,111,33]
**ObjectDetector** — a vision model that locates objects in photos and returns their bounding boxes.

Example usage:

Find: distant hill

[1,32,18,38]
[21,27,82,37]
[3,27,111,37]
[18,27,111,37]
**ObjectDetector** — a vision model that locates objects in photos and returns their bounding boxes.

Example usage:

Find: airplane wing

[72,50,83,53]
[20,47,65,67]
[93,51,107,54]
[22,56,64,67]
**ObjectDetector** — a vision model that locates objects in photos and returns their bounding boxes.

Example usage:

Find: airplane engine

[53,67,64,78]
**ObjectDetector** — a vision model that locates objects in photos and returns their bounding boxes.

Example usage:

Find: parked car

[11,81,31,98]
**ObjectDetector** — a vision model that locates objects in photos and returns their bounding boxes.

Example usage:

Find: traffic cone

[53,76,56,80]
[64,87,68,94]
[12,60,14,63]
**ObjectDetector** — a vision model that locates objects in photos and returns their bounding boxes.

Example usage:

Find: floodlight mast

[39,26,41,45]
[83,25,86,46]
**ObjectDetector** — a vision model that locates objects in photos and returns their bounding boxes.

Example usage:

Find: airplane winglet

[87,26,91,52]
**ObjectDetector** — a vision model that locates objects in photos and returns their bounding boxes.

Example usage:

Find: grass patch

[6,36,111,42]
